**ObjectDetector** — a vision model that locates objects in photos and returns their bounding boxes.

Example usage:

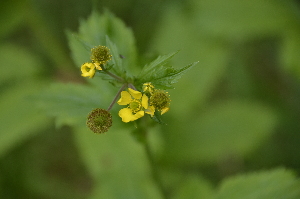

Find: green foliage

[36,83,110,128]
[136,51,199,89]
[67,10,138,77]
[215,168,300,199]
[2,0,300,198]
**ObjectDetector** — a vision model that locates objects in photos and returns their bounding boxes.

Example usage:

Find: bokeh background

[1,0,300,198]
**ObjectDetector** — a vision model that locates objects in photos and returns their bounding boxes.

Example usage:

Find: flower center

[85,67,91,72]
[129,100,142,113]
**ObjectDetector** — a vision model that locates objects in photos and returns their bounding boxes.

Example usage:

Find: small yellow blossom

[117,88,154,122]
[142,82,155,94]
[93,62,103,70]
[81,62,96,78]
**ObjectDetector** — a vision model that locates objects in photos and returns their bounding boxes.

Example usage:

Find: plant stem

[144,131,169,199]
[101,65,125,82]
[128,83,137,90]
[107,84,127,111]
[104,70,125,82]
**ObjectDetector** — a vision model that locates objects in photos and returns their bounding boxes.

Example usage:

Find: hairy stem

[128,83,137,90]
[101,65,125,82]
[107,84,127,111]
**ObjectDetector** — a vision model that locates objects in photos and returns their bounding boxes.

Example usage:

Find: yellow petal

[128,88,142,99]
[94,62,102,70]
[119,108,144,122]
[161,107,170,115]
[141,94,148,109]
[119,108,135,123]
[145,105,155,117]
[132,111,145,121]
[117,91,132,105]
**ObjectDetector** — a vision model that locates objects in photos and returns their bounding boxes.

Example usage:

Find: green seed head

[150,90,170,111]
[86,108,112,134]
[90,45,112,65]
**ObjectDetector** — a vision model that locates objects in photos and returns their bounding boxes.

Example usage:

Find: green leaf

[67,10,138,76]
[36,83,109,128]
[105,36,126,78]
[137,51,198,89]
[163,100,278,165]
[139,51,179,79]
[215,168,300,199]
[173,174,214,199]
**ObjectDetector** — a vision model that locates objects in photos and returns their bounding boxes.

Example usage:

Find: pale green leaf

[36,83,109,128]
[215,168,300,199]
[173,174,214,199]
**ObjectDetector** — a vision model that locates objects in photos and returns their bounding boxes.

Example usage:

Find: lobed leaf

[137,51,198,89]
[36,83,108,128]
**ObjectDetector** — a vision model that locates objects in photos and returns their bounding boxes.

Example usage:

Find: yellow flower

[81,62,102,78]
[142,82,155,94]
[93,62,103,70]
[117,88,154,122]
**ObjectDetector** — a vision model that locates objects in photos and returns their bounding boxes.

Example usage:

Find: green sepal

[137,51,199,89]
[152,111,167,125]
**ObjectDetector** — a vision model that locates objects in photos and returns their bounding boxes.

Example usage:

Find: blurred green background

[1,0,300,198]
